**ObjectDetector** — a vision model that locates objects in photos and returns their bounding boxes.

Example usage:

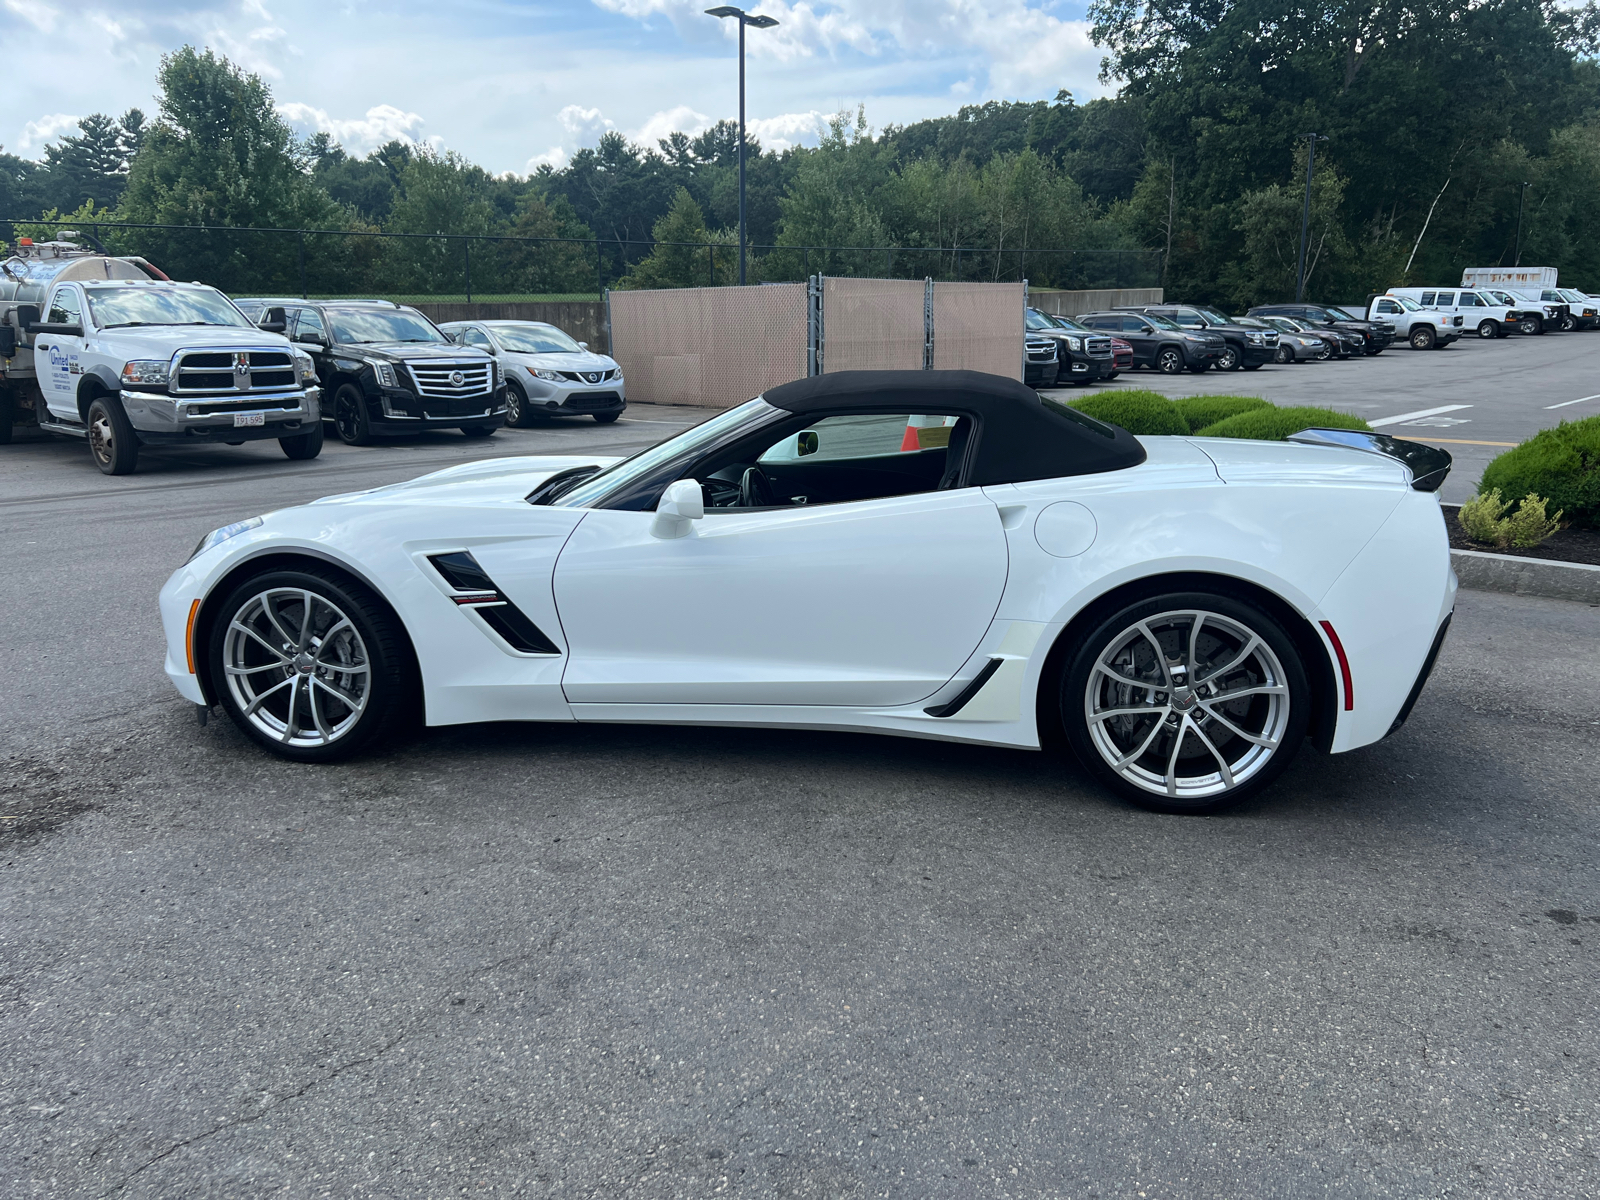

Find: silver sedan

[440,320,626,425]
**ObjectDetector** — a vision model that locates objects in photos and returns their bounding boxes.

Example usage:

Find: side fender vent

[427,552,560,656]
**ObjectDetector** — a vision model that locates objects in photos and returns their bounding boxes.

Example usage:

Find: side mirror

[261,306,288,334]
[16,305,39,339]
[578,341,589,351]
[797,430,819,457]
[0,324,14,357]
[651,478,705,540]
[297,332,327,347]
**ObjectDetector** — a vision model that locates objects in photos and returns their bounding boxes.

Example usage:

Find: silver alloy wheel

[1083,609,1291,800]
[88,410,116,467]
[223,587,371,747]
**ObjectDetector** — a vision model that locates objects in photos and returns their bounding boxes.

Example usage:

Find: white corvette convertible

[160,371,1456,813]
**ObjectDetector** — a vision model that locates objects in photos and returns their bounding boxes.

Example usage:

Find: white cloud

[4,0,58,33]
[748,109,829,151]
[527,147,570,171]
[278,102,429,153]
[557,104,618,142]
[18,113,81,151]
[629,105,711,147]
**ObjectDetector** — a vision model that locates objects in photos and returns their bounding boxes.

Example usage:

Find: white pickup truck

[1365,295,1464,349]
[1,237,321,474]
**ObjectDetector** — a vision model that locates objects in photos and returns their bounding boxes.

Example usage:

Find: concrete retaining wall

[1451,549,1600,604]
[410,301,608,353]
[1030,287,1164,316]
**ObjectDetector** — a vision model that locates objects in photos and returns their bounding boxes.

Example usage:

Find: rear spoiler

[1287,428,1452,493]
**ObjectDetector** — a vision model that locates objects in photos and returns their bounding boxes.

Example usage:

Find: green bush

[1458,488,1565,548]
[1173,394,1271,433]
[1067,390,1190,436]
[1478,415,1600,529]
[1196,406,1372,440]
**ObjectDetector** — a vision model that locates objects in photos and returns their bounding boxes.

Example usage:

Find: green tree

[615,188,734,289]
[504,194,597,295]
[383,148,499,292]
[41,114,129,209]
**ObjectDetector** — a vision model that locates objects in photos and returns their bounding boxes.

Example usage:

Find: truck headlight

[121,360,170,387]
[1064,336,1082,351]
[364,360,399,388]
[1246,332,1264,344]
[292,351,318,384]
[189,516,263,561]
[493,359,504,387]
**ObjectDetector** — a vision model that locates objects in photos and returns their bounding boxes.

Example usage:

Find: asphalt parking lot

[2,362,1598,1197]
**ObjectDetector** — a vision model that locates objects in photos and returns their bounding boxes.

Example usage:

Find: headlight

[1245,332,1264,344]
[493,359,505,387]
[121,359,170,387]
[367,360,399,388]
[532,368,565,382]
[1064,336,1083,351]
[292,351,318,384]
[189,516,263,561]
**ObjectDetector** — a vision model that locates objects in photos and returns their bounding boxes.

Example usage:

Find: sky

[1,0,1111,175]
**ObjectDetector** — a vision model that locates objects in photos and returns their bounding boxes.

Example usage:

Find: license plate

[233,412,265,427]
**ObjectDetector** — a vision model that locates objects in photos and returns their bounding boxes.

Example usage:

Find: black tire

[1519,316,1542,336]
[332,382,372,446]
[1216,346,1240,371]
[0,386,14,445]
[461,424,496,439]
[209,566,416,763]
[1315,344,1332,360]
[505,380,529,428]
[1157,347,1185,374]
[279,422,324,460]
[1409,325,1436,350]
[1240,362,1262,371]
[1365,347,1384,356]
[1276,345,1295,364]
[592,411,620,424]
[1187,363,1209,374]
[86,394,139,475]
[1561,315,1577,332]
[1059,590,1311,815]
[1477,319,1500,339]
[1105,371,1120,380]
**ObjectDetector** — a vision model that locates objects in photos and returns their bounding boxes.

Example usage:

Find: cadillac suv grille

[171,350,297,395]
[406,359,493,399]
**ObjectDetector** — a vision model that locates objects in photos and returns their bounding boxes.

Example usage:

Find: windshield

[1560,289,1587,302]
[326,307,446,345]
[492,324,583,353]
[551,398,777,509]
[85,286,252,330]
[1046,313,1091,333]
[1024,309,1056,331]
[1394,296,1422,311]
[1325,306,1360,321]
[1489,290,1517,305]
[1266,316,1303,333]
[1143,313,1183,330]
[1194,306,1232,324]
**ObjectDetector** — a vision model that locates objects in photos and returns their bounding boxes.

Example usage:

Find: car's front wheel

[593,411,620,424]
[279,423,323,460]
[1157,347,1185,374]
[1276,345,1294,364]
[1410,325,1436,350]
[87,395,139,475]
[1060,592,1310,814]
[1216,346,1240,371]
[505,381,529,427]
[461,424,496,438]
[1519,316,1542,335]
[210,567,414,762]
[1477,319,1500,339]
[332,383,372,446]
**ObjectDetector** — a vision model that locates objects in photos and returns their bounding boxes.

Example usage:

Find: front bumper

[1240,343,1277,366]
[1025,360,1060,387]
[121,386,321,444]
[521,373,628,416]
[369,385,508,429]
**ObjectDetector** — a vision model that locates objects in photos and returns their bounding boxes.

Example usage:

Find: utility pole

[1161,154,1175,288]
[1513,181,1531,267]
[705,7,779,286]
[1294,133,1329,303]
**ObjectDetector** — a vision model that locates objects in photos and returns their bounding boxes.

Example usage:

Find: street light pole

[705,6,779,286]
[1294,132,1329,303]
[1513,181,1530,267]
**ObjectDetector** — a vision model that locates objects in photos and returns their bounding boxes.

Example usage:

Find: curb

[1452,548,1600,604]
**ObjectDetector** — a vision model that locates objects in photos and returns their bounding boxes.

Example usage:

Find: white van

[1385,286,1538,339]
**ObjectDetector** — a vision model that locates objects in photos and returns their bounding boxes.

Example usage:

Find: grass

[1478,414,1600,528]
[1172,394,1271,432]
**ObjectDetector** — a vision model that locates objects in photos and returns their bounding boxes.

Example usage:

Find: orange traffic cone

[900,414,956,451]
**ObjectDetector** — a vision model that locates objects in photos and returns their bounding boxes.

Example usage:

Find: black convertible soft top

[762,370,1147,485]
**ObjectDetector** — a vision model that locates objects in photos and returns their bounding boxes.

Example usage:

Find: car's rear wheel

[1477,319,1500,339]
[87,395,139,475]
[1410,325,1436,350]
[1060,592,1310,814]
[210,568,414,762]
[1157,347,1185,374]
[332,383,372,446]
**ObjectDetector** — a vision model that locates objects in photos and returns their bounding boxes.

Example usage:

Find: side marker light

[1319,620,1354,710]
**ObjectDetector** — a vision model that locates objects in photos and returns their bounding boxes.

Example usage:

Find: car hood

[93,326,293,357]
[332,342,491,362]
[503,350,618,372]
[307,455,625,509]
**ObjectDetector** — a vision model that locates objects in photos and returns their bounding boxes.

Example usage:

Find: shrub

[1477,415,1600,529]
[1458,488,1565,549]
[1173,394,1271,434]
[1067,390,1189,436]
[1196,406,1372,440]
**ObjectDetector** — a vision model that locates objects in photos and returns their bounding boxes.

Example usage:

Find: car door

[1116,315,1158,365]
[289,306,333,380]
[32,284,86,420]
[547,414,1010,708]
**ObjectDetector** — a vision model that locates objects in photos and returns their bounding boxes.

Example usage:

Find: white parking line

[1368,404,1473,428]
[1544,393,1600,410]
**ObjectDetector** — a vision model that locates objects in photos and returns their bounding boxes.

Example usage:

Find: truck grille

[556,369,619,383]
[172,350,297,395]
[1025,337,1057,362]
[1085,337,1113,358]
[406,359,493,399]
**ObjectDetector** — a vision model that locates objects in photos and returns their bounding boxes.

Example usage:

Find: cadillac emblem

[449,370,466,387]
[233,352,251,391]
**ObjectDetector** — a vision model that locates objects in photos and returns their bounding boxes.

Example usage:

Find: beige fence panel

[821,278,927,373]
[1030,287,1163,317]
[931,281,1024,379]
[608,283,808,408]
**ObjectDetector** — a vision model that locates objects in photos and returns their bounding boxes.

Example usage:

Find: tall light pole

[706,6,778,286]
[1294,132,1329,303]
[1513,181,1531,267]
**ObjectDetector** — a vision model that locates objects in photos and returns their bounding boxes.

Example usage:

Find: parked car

[1255,316,1333,362]
[1555,289,1600,329]
[438,320,625,424]
[1490,288,1569,333]
[1383,287,1533,339]
[236,298,506,444]
[1112,303,1277,371]
[1247,303,1394,355]
[1108,337,1133,377]
[1076,311,1226,373]
[1023,331,1061,389]
[162,368,1456,815]
[1024,308,1115,386]
[1365,295,1464,349]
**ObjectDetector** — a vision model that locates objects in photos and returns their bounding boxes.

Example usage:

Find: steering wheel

[739,465,777,508]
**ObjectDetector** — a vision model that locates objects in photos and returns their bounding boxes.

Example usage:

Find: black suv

[1076,311,1226,373]
[1247,303,1394,355]
[1025,308,1116,385]
[1114,304,1276,371]
[235,298,507,445]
